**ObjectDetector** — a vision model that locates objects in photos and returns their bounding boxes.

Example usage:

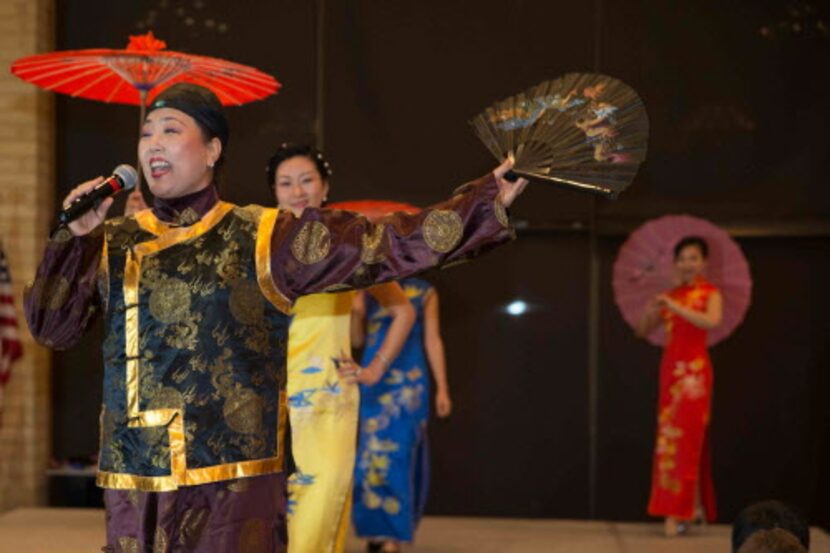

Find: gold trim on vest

[256,208,292,314]
[114,201,284,491]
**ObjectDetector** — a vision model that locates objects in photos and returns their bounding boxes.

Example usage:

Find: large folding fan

[471,72,649,197]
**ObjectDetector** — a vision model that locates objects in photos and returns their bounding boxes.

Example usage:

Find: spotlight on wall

[505,300,529,316]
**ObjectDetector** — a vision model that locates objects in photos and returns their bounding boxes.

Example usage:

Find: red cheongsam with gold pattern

[647,277,718,522]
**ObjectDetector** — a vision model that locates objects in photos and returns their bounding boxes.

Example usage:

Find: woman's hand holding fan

[493,157,529,207]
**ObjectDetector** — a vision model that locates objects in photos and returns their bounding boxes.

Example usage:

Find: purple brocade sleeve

[24,228,104,350]
[270,173,514,301]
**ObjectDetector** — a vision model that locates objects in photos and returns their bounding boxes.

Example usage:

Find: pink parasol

[612,214,752,347]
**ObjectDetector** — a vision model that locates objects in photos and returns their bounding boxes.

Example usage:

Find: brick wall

[0,0,54,511]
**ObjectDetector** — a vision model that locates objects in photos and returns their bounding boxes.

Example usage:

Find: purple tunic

[25,175,512,552]
[103,474,287,553]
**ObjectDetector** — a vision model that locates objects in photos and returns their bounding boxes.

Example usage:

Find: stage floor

[0,508,828,552]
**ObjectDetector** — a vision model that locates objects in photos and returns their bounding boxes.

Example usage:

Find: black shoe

[367,541,383,553]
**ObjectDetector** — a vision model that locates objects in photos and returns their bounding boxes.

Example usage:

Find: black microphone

[57,164,138,226]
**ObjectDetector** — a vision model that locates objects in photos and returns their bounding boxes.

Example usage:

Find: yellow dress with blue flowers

[352,278,433,542]
[287,291,359,553]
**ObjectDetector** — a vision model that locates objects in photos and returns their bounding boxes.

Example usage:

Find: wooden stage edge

[0,508,828,552]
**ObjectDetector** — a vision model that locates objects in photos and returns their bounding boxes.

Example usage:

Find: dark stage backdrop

[52,0,828,527]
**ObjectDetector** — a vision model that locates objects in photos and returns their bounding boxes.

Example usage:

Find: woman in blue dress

[348,277,451,553]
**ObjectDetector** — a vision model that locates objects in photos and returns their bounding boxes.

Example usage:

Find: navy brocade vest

[96,202,292,492]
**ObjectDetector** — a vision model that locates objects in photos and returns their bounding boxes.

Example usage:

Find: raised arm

[24,177,112,349]
[660,290,723,330]
[271,161,525,300]
[636,296,663,338]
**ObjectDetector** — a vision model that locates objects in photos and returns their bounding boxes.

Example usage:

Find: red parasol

[612,214,752,347]
[10,32,280,190]
[328,200,420,221]
[10,32,279,108]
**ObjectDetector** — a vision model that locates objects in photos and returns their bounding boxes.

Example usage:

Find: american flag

[0,246,23,410]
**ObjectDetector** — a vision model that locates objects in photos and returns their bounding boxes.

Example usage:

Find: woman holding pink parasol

[637,236,722,536]
[614,215,752,538]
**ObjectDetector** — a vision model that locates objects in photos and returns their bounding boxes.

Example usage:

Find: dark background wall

[51,0,828,527]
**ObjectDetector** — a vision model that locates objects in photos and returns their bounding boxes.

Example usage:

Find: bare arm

[360,282,416,384]
[340,283,416,386]
[636,296,663,338]
[423,290,451,417]
[350,291,367,350]
[661,290,723,330]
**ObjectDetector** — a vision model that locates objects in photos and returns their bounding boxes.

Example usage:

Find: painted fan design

[471,72,649,197]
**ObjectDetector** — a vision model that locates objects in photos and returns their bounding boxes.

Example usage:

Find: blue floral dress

[352,278,433,542]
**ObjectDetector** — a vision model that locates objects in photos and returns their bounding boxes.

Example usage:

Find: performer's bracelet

[375,351,391,370]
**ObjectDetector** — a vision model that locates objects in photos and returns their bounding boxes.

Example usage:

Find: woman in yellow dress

[268,143,416,553]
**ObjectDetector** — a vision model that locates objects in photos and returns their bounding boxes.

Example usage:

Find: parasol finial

[127,31,167,52]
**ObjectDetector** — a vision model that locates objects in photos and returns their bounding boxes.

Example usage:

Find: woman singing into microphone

[24,83,526,553]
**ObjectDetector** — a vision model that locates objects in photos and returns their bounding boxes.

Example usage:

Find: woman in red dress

[637,236,723,537]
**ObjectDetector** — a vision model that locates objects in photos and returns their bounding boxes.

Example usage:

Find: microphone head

[113,164,138,191]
